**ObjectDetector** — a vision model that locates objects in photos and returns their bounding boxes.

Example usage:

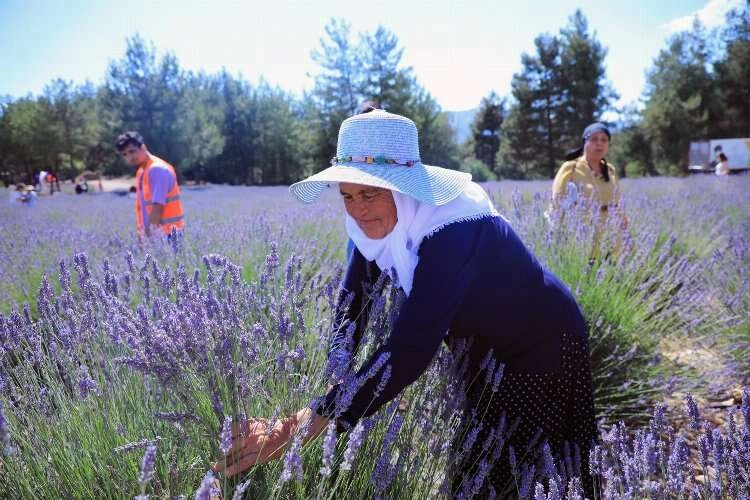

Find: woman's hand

[214,408,328,478]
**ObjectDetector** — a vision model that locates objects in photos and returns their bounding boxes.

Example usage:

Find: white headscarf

[345,181,498,295]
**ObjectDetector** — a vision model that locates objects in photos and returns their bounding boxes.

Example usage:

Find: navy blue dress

[320,216,596,497]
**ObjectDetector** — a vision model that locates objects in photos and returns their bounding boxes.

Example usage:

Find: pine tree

[501,34,564,179]
[557,10,618,149]
[714,6,750,136]
[103,35,185,170]
[470,92,505,172]
[641,19,719,174]
[358,26,414,115]
[307,18,361,172]
[501,11,615,179]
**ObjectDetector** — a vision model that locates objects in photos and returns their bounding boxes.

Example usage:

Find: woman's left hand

[213,409,328,478]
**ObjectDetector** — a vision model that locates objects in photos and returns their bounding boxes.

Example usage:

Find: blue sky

[0,0,742,111]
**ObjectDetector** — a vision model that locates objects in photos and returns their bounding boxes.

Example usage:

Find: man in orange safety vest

[115,131,185,238]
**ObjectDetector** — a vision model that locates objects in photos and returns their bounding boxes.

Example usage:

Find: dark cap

[582,122,611,141]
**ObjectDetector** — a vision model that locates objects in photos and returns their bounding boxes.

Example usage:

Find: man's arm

[148,203,164,226]
[145,166,175,234]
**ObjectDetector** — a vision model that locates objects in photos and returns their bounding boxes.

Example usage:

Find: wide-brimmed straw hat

[289,110,471,206]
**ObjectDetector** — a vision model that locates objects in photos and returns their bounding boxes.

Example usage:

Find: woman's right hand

[213,409,328,478]
[214,417,295,478]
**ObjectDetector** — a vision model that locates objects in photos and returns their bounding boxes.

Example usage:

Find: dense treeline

[1,7,747,185]
[474,7,749,178]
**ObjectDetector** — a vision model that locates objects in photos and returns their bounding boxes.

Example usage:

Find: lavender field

[1,176,749,499]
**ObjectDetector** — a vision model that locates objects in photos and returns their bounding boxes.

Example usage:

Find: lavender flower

[320,420,337,477]
[138,444,157,486]
[373,366,392,400]
[77,364,100,399]
[491,363,505,392]
[519,464,536,498]
[666,435,689,494]
[280,433,303,483]
[341,420,367,470]
[153,412,198,423]
[685,393,701,429]
[114,437,163,454]
[0,400,15,456]
[230,480,251,500]
[220,415,233,456]
[194,470,216,500]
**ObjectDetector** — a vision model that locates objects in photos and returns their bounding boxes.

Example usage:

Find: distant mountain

[445,108,478,144]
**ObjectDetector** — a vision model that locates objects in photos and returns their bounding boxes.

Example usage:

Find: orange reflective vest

[135,154,185,235]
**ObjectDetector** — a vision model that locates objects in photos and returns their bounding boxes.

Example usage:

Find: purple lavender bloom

[685,393,701,430]
[341,420,367,471]
[230,480,251,500]
[483,358,496,386]
[138,444,157,485]
[741,387,750,431]
[280,434,303,483]
[470,459,492,495]
[59,258,71,291]
[320,420,337,477]
[461,425,481,457]
[713,428,725,490]
[519,464,536,498]
[220,415,233,456]
[194,470,216,500]
[0,400,15,456]
[373,366,392,401]
[697,434,711,468]
[479,349,495,371]
[508,445,517,476]
[77,364,100,399]
[113,437,163,454]
[666,435,690,494]
[211,390,224,417]
[487,486,496,500]
[491,363,505,392]
[153,412,198,423]
[541,442,557,480]
[566,477,584,500]
[534,482,547,500]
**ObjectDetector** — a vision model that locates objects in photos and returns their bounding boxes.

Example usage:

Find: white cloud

[662,0,744,33]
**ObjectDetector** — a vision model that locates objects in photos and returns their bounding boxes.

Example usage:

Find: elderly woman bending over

[217,110,598,498]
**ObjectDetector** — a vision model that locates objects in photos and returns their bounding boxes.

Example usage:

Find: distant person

[709,144,723,171]
[74,181,89,195]
[9,184,36,206]
[128,185,137,199]
[715,152,730,176]
[550,122,629,257]
[36,170,47,192]
[45,173,60,195]
[114,131,185,237]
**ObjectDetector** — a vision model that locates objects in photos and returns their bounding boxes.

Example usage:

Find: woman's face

[584,131,610,158]
[339,183,397,239]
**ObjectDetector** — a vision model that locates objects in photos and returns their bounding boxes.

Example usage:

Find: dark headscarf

[564,122,612,181]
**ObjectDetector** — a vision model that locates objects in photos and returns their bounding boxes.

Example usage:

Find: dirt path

[660,336,745,429]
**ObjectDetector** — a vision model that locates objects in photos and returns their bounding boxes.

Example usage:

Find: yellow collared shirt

[552,156,620,208]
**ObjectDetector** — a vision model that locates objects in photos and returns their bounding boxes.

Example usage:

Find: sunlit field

[1,176,748,499]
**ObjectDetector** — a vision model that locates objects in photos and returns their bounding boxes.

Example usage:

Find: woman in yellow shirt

[551,122,629,257]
